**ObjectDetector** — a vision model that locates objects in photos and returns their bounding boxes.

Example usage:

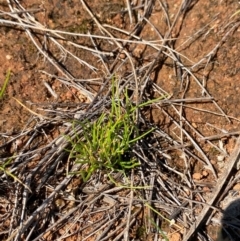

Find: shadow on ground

[217,198,240,241]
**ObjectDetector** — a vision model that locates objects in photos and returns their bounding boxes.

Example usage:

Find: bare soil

[0,0,240,241]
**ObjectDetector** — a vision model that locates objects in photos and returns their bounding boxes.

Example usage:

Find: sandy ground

[0,0,240,240]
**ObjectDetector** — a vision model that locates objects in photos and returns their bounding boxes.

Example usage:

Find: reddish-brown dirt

[0,0,240,241]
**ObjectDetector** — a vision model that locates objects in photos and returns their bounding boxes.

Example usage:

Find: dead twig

[183,137,240,241]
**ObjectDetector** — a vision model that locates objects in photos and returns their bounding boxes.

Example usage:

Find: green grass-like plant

[68,84,163,181]
[0,156,31,192]
[0,69,11,99]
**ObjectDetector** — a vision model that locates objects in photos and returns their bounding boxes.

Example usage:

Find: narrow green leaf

[0,69,11,99]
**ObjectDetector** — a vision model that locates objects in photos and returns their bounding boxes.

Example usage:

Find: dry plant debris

[0,0,240,241]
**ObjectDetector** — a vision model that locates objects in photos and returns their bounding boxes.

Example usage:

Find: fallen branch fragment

[183,137,240,241]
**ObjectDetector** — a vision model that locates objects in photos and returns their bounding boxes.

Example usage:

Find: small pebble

[211,159,217,165]
[192,122,197,128]
[202,170,209,177]
[202,186,211,193]
[6,54,12,60]
[217,155,225,162]
[193,173,202,180]
[119,52,126,59]
[169,232,181,241]
[233,183,240,191]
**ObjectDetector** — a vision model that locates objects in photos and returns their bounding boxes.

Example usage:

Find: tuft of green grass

[67,83,164,181]
[0,69,11,99]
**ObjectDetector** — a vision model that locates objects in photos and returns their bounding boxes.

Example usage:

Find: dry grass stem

[0,1,240,240]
